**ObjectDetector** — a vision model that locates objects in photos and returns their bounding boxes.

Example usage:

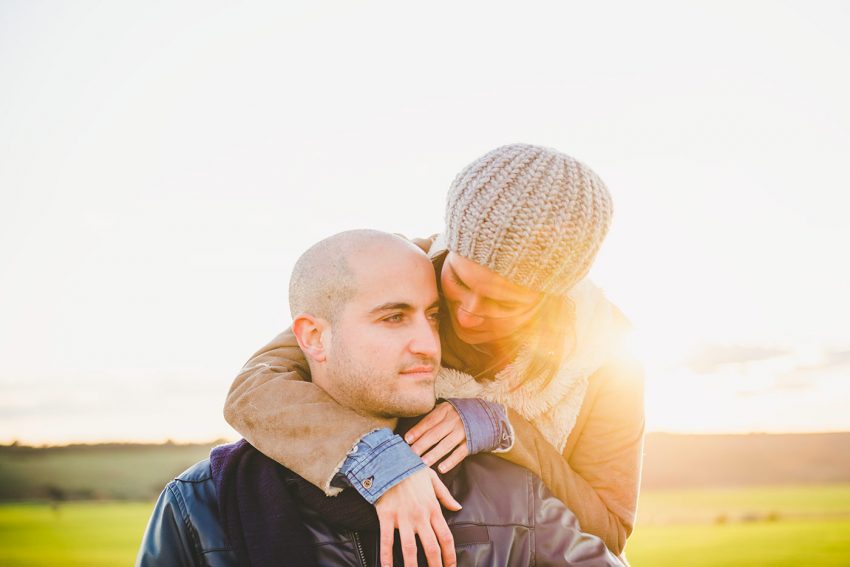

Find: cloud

[824,349,850,366]
[773,374,817,391]
[774,347,850,387]
[680,344,850,393]
[683,345,791,374]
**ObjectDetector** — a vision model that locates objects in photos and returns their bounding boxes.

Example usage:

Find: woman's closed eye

[449,271,469,290]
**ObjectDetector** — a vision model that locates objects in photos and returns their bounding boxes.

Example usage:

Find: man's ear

[292,313,329,363]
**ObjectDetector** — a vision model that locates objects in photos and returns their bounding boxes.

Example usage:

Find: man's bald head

[289,229,440,419]
[289,229,427,324]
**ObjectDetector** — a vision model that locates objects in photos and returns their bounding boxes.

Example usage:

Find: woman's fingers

[428,471,458,567]
[430,511,456,567]
[410,417,456,457]
[417,522,443,567]
[434,443,469,474]
[377,511,395,567]
[421,428,466,468]
[407,403,467,461]
[374,468,458,567]
[398,524,419,567]
[430,470,462,512]
[404,403,450,445]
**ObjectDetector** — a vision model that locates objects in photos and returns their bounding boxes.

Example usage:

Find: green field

[626,519,850,567]
[0,443,216,501]
[1,485,849,566]
[0,501,152,566]
[637,483,850,524]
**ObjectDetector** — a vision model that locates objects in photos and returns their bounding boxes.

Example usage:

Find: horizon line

[5,429,850,449]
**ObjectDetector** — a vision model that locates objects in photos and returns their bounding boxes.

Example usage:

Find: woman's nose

[455,306,485,328]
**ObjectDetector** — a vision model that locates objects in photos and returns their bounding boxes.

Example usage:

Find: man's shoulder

[453,454,581,522]
[161,458,234,560]
[167,459,219,514]
[163,458,219,524]
[461,452,529,482]
[173,458,213,484]
[138,458,236,566]
[461,452,561,496]
[446,453,536,525]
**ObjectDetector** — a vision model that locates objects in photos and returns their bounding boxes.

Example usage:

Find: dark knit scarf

[209,439,379,567]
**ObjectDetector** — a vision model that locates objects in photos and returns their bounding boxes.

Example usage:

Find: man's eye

[427,311,442,323]
[384,314,404,323]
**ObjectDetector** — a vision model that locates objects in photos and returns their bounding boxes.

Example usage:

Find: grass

[0,501,152,567]
[1,485,849,566]
[636,483,850,524]
[626,484,850,565]
[626,519,850,567]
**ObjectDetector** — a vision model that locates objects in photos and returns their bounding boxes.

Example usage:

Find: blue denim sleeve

[446,398,514,455]
[332,428,426,505]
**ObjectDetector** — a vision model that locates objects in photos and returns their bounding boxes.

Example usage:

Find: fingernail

[438,464,447,473]
[404,435,413,443]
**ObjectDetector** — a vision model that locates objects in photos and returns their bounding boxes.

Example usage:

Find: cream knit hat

[444,143,613,297]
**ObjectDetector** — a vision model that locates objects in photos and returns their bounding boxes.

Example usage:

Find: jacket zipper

[351,530,368,567]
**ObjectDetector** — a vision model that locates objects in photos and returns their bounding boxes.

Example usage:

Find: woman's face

[440,252,544,345]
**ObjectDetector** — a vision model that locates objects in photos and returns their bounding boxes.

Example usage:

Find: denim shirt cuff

[446,398,514,454]
[333,428,426,504]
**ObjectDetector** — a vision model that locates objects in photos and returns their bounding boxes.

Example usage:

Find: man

[136,230,621,566]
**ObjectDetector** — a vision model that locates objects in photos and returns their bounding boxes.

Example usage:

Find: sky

[1,1,849,444]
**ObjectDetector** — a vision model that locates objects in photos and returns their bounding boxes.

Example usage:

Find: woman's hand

[404,402,469,473]
[375,468,460,567]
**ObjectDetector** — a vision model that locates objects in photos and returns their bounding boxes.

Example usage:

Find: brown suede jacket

[224,239,645,556]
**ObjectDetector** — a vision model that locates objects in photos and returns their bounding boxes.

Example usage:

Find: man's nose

[409,316,440,359]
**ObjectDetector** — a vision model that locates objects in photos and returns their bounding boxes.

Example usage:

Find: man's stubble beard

[327,337,437,419]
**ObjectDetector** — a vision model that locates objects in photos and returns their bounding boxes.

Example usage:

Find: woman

[225,144,644,560]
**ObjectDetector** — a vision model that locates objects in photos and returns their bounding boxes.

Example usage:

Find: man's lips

[399,366,436,376]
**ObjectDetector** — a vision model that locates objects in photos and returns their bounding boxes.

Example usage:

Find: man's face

[324,245,441,418]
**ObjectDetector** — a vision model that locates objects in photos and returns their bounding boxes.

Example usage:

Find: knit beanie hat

[444,143,613,297]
